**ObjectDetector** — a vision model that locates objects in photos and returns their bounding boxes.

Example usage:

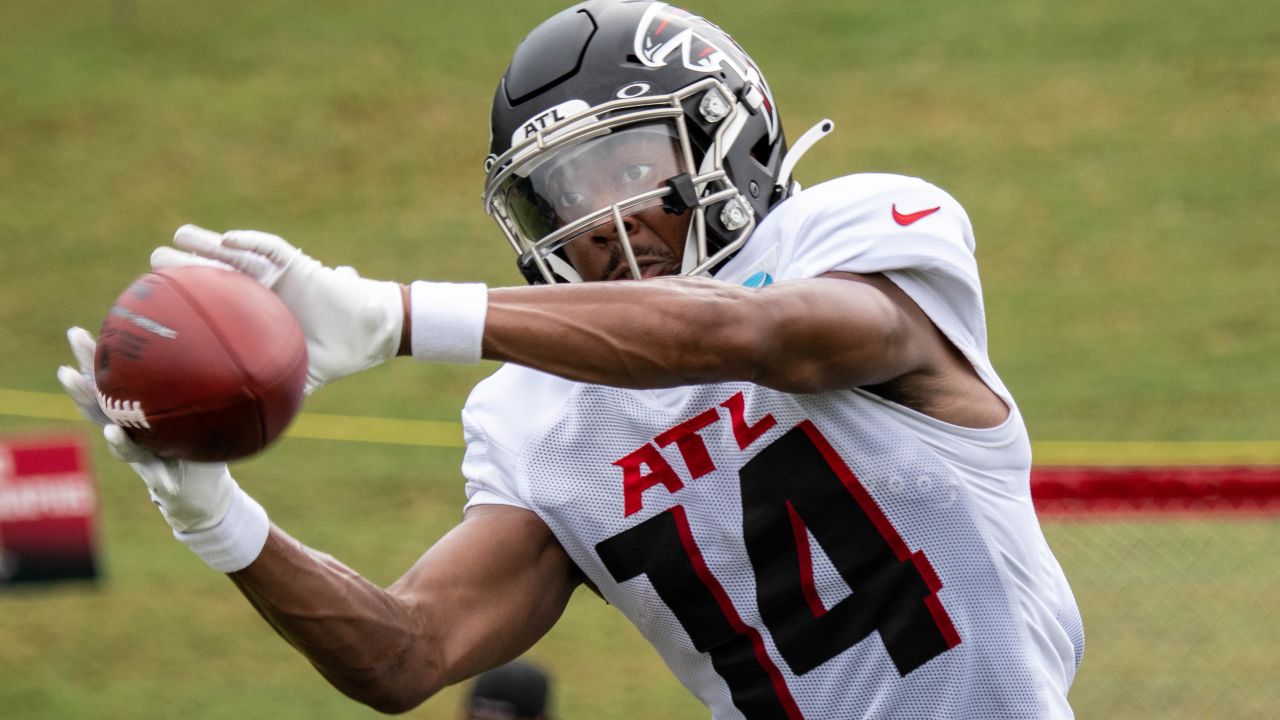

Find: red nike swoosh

[892,204,941,226]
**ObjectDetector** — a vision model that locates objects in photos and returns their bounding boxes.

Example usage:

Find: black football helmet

[483,0,828,284]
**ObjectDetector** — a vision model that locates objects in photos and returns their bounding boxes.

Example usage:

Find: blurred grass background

[0,0,1276,717]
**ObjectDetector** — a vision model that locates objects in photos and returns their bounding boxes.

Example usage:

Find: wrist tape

[409,281,488,363]
[175,487,270,573]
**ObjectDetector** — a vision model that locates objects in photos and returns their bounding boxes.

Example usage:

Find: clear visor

[495,123,686,251]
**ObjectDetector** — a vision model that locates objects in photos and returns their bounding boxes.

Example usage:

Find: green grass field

[1,0,1277,717]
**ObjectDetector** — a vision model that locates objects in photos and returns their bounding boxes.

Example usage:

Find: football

[94,265,308,462]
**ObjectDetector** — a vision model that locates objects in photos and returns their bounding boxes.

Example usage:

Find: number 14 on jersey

[597,413,961,720]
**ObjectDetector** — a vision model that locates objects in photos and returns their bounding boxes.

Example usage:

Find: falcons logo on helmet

[632,2,779,140]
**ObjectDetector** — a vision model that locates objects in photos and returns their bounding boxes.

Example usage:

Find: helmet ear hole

[749,133,775,165]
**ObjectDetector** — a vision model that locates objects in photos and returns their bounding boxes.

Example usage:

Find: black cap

[466,660,551,719]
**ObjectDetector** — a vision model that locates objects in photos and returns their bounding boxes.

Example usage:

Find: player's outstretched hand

[153,225,405,394]
[57,327,235,533]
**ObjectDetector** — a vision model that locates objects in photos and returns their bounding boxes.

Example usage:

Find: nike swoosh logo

[892,204,941,226]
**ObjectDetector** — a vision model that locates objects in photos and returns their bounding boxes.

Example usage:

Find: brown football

[94,265,307,462]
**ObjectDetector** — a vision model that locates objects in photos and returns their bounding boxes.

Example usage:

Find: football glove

[152,225,404,394]
[56,327,234,533]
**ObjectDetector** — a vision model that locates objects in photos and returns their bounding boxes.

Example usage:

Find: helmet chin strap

[776,119,835,195]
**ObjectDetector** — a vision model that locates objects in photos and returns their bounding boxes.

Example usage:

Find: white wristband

[409,281,488,363]
[174,487,270,573]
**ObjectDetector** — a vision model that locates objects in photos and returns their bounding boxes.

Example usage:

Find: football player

[59,2,1084,717]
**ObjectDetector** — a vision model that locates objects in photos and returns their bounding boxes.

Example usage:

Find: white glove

[152,225,405,394]
[102,426,235,533]
[58,328,268,571]
[56,327,233,532]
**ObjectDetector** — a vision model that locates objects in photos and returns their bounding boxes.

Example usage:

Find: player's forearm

[229,527,441,713]
[478,275,915,392]
[482,276,766,388]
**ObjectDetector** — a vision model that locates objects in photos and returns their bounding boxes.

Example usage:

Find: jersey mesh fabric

[509,381,1062,718]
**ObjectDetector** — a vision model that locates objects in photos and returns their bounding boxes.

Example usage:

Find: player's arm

[230,504,577,713]
[151,227,931,394]
[155,226,1001,424]
[477,271,1006,427]
[58,329,576,714]
[153,226,922,392]
[480,272,931,394]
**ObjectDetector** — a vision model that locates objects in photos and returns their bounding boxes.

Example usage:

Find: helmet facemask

[484,77,758,284]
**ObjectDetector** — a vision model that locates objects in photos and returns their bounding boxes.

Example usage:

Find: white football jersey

[461,174,1084,719]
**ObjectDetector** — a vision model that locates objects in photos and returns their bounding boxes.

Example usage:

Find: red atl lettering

[616,443,684,517]
[615,393,779,517]
[655,407,721,480]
